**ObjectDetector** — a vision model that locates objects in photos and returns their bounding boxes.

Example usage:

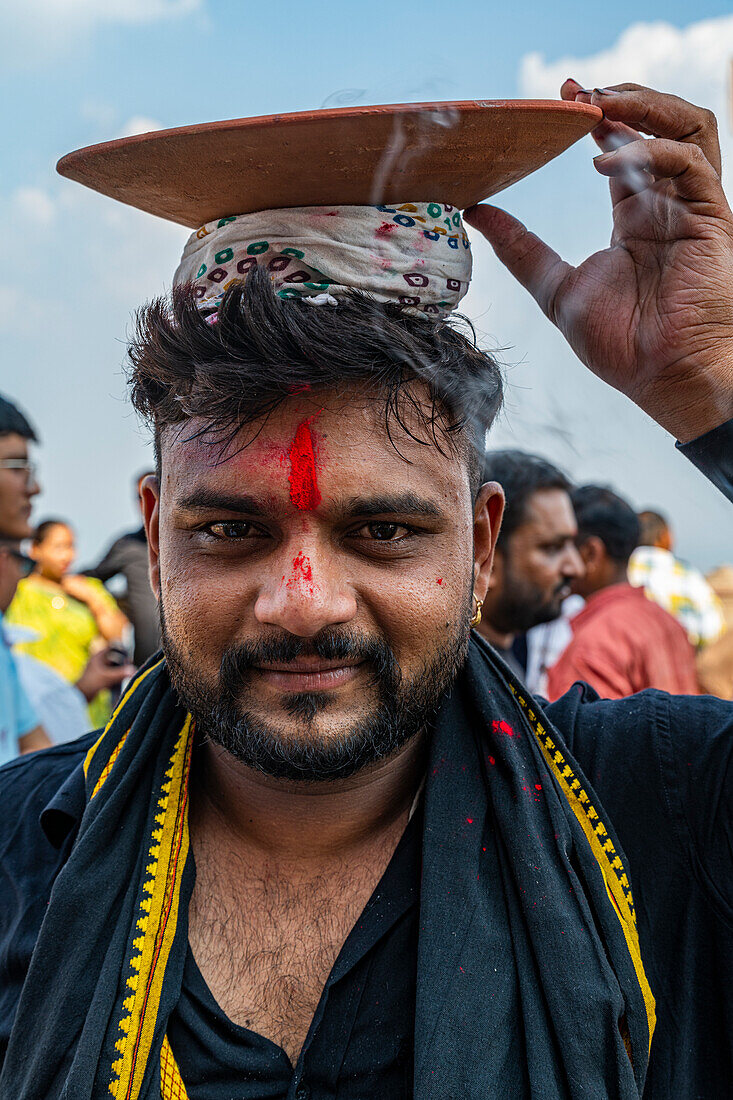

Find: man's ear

[140,474,161,599]
[579,535,604,576]
[473,481,505,602]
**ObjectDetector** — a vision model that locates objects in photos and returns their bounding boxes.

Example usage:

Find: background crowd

[1,388,730,767]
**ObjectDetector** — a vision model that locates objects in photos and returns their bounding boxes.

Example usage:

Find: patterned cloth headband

[173,203,473,317]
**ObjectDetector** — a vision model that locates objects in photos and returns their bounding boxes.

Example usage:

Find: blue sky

[2,0,733,568]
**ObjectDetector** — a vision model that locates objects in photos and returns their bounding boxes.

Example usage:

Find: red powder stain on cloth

[466,817,474,825]
[288,419,321,511]
[492,719,516,737]
[376,222,397,238]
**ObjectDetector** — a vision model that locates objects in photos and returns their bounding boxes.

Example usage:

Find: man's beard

[160,598,470,782]
[490,567,569,635]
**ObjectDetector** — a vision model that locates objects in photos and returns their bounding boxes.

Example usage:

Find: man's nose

[253,543,358,638]
[563,543,585,579]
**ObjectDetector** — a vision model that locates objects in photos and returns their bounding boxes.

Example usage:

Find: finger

[587,85,721,175]
[463,204,573,324]
[559,81,643,206]
[594,137,725,204]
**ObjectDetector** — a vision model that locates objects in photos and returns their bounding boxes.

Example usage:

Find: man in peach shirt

[548,485,698,701]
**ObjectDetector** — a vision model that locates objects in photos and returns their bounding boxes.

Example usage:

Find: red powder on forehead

[288,419,321,511]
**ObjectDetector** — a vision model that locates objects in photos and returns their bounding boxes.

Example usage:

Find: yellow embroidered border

[160,1035,188,1100]
[84,661,165,789]
[510,684,657,1050]
[108,714,193,1100]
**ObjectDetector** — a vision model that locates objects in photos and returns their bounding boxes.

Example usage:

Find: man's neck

[476,618,515,652]
[191,732,427,865]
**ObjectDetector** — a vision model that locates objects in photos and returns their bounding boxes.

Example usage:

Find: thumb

[463,204,573,325]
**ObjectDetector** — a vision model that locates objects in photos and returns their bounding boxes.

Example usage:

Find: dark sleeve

[84,537,127,582]
[677,419,733,503]
[0,741,90,1061]
[547,686,733,916]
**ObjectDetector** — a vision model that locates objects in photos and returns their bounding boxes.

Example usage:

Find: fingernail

[593,87,619,96]
[593,151,616,163]
[564,76,581,86]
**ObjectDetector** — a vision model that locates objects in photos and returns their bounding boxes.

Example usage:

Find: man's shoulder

[0,730,97,827]
[545,684,733,919]
[545,681,731,759]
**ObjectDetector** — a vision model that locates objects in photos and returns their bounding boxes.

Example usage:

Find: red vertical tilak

[288,419,321,511]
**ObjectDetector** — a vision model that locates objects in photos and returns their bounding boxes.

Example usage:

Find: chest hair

[188,832,401,1065]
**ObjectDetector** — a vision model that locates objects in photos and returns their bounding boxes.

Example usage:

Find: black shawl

[1,638,655,1099]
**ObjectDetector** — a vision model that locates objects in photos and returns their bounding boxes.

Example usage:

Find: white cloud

[12,186,56,226]
[0,0,203,64]
[520,16,733,150]
[0,0,201,26]
[119,116,164,138]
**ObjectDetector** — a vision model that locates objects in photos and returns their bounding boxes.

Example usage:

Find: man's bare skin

[188,735,425,1063]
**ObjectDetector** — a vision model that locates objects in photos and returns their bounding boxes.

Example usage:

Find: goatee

[160,600,469,782]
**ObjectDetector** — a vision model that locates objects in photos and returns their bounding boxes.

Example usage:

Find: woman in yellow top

[7,518,130,728]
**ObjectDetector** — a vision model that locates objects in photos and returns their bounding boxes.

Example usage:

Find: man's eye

[360,522,410,541]
[205,521,255,540]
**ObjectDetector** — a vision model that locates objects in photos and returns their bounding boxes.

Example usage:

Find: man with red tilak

[1,82,731,1099]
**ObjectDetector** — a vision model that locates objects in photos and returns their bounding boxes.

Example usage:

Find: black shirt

[168,809,420,1099]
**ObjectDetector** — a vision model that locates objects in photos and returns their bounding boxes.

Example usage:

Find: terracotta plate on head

[56,99,602,229]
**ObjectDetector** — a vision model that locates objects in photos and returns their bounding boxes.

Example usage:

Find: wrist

[631,355,733,444]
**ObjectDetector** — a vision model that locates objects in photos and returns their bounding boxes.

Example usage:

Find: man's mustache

[219,630,397,692]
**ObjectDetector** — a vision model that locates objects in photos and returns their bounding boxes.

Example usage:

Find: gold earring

[470,595,483,628]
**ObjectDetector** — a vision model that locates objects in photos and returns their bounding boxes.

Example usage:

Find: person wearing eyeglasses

[0,394,40,541]
[0,397,50,763]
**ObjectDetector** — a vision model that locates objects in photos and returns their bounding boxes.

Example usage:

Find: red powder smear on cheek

[288,419,321,511]
[436,578,443,586]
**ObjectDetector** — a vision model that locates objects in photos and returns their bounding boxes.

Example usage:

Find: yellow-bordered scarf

[0,641,654,1099]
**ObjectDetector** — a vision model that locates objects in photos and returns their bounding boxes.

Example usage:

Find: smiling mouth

[252,660,365,692]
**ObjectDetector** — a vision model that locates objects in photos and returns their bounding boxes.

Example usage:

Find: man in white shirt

[628,509,725,648]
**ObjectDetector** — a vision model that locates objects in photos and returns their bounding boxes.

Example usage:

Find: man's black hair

[572,485,640,565]
[127,265,504,495]
[637,509,669,547]
[481,449,573,548]
[0,394,38,442]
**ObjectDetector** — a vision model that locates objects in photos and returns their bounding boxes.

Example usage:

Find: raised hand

[464,81,733,442]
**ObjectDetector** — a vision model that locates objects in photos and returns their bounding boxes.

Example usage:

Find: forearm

[19,725,53,754]
[90,605,129,641]
[93,607,129,642]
